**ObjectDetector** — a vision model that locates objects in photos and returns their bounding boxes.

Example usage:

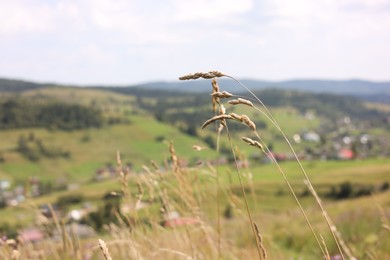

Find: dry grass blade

[179,71,225,80]
[303,180,354,259]
[321,235,331,260]
[98,239,113,260]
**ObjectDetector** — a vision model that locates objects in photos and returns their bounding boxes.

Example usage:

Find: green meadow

[0,84,389,259]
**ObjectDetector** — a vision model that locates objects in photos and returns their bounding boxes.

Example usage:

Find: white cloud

[0,1,53,34]
[174,0,253,22]
[0,0,389,83]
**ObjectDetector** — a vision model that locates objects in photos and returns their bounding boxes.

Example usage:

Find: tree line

[0,97,103,130]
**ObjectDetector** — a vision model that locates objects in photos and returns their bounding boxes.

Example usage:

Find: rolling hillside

[0,87,218,185]
[0,82,389,186]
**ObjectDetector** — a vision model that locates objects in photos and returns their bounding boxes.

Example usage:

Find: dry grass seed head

[211,78,220,92]
[179,71,225,80]
[98,239,113,260]
[211,79,220,113]
[203,112,256,131]
[169,141,179,168]
[253,223,267,259]
[230,113,242,121]
[242,137,263,151]
[11,249,20,260]
[241,115,256,131]
[151,160,159,170]
[242,137,255,146]
[228,113,256,131]
[201,114,233,129]
[192,145,204,151]
[228,98,253,107]
[142,165,152,174]
[211,91,233,98]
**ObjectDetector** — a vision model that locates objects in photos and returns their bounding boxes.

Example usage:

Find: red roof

[338,149,354,160]
[19,228,44,243]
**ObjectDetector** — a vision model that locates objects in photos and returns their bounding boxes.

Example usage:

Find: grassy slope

[0,117,217,183]
[0,87,324,184]
[0,87,217,183]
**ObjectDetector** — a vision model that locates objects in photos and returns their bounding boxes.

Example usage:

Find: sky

[1,0,390,85]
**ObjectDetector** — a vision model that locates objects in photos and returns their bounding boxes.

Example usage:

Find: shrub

[57,194,84,209]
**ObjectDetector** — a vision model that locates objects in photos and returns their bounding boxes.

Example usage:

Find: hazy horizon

[3,75,390,88]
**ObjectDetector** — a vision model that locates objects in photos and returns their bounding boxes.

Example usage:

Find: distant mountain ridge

[136,79,390,95]
[1,77,390,102]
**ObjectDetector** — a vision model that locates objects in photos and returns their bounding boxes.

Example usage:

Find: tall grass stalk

[225,124,265,259]
[225,74,348,259]
[179,71,353,258]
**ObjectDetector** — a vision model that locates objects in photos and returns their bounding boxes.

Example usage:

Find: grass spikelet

[179,71,225,80]
[98,239,113,260]
[169,141,179,171]
[228,98,254,107]
[11,249,20,260]
[230,113,242,121]
[151,160,159,170]
[136,182,144,200]
[242,137,263,151]
[201,114,233,129]
[219,113,256,131]
[241,115,256,131]
[211,91,233,98]
[192,145,204,151]
[253,222,267,259]
[211,79,220,113]
[211,78,220,92]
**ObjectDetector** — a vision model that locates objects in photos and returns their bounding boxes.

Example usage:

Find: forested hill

[0,78,48,92]
[0,77,389,122]
[131,79,390,96]
[107,87,388,131]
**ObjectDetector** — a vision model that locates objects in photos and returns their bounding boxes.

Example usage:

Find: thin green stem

[225,125,263,259]
[253,131,326,257]
[225,75,346,259]
[216,124,222,259]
